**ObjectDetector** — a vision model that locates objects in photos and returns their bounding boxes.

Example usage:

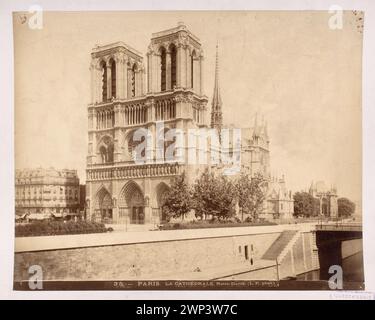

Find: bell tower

[86,23,208,224]
[147,21,205,96]
[144,22,208,181]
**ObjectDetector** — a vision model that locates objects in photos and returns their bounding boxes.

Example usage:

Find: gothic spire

[210,43,223,130]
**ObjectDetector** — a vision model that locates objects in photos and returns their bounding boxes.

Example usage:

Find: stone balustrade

[87,162,181,181]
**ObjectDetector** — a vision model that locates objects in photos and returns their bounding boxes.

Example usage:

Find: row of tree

[162,169,266,222]
[162,171,356,221]
[293,192,356,218]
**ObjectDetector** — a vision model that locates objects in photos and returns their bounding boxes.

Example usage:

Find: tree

[162,172,192,221]
[293,192,317,217]
[192,169,236,220]
[236,172,266,221]
[338,197,355,218]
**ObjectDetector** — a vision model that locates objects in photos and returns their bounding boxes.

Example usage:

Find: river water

[296,251,364,282]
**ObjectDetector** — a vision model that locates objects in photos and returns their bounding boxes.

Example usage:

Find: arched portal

[156,182,170,223]
[118,181,145,224]
[94,186,113,222]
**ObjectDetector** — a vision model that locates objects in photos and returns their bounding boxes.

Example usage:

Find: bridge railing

[315,223,362,232]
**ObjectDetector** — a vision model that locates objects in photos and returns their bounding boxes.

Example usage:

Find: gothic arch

[159,46,167,91]
[158,44,167,54]
[95,185,111,204]
[131,63,138,97]
[109,58,116,99]
[97,135,114,164]
[191,50,196,88]
[169,43,177,89]
[118,180,144,207]
[118,180,145,224]
[94,185,113,222]
[100,60,107,101]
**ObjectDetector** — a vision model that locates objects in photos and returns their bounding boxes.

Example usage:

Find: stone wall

[341,238,363,259]
[277,231,319,279]
[279,251,293,279]
[14,227,319,282]
[303,232,314,270]
[293,235,305,275]
[14,232,281,281]
[221,265,278,281]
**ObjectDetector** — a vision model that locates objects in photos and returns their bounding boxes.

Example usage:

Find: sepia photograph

[6,6,370,295]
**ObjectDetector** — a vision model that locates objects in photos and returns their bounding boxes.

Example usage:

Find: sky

[14,11,363,203]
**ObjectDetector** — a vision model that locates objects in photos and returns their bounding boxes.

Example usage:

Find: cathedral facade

[85,23,293,225]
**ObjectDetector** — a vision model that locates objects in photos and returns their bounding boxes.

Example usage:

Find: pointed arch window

[160,47,166,91]
[107,143,114,163]
[101,61,107,101]
[100,146,107,163]
[99,143,114,164]
[191,50,196,88]
[131,64,137,97]
[110,58,116,99]
[170,44,177,89]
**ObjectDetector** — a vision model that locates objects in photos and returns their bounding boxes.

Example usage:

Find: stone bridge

[315,223,362,280]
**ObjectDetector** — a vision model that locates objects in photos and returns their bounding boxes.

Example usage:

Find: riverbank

[14,223,319,283]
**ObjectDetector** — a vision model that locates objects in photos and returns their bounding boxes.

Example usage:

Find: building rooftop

[15,167,78,178]
[91,41,143,58]
[151,21,201,44]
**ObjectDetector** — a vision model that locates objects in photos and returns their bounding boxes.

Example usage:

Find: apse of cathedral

[85,22,294,225]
